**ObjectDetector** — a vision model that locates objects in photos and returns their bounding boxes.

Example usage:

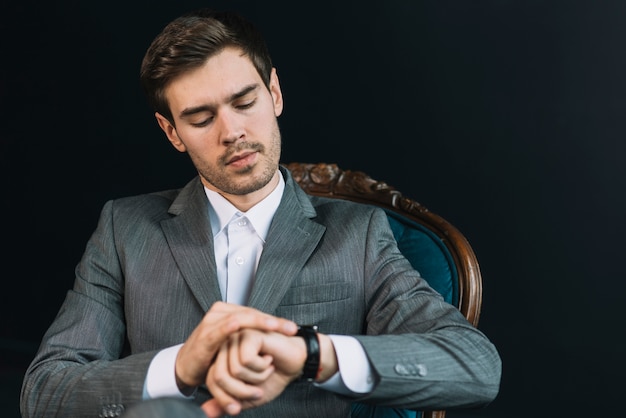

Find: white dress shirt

[144,171,374,399]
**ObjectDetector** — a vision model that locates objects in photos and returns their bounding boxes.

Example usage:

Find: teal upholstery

[352,402,419,418]
[385,211,458,306]
[350,210,460,418]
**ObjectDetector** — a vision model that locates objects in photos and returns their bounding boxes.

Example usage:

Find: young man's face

[156,47,284,207]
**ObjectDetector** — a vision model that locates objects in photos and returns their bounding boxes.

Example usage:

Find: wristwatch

[296,325,320,381]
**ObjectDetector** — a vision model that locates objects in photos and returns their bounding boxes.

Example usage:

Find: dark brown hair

[140,8,273,123]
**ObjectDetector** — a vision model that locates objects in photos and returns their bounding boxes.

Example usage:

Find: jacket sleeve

[352,208,502,410]
[20,200,155,418]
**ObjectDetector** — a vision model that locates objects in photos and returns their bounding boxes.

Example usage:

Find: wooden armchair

[283,162,483,418]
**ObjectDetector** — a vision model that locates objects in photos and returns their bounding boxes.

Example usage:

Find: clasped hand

[203,328,307,416]
[174,302,322,417]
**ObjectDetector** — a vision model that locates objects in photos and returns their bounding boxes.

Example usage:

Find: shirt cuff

[144,344,194,399]
[314,335,375,395]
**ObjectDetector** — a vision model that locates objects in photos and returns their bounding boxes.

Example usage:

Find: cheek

[252,107,280,131]
[178,125,212,145]
[187,138,214,155]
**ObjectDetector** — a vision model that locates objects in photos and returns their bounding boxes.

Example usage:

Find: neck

[206,170,281,212]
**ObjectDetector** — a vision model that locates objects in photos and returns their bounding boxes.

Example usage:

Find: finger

[206,343,243,415]
[229,333,274,384]
[200,399,226,418]
[237,353,274,375]
[176,305,294,389]
[234,330,273,380]
[208,302,298,335]
[201,398,242,418]
[207,339,263,407]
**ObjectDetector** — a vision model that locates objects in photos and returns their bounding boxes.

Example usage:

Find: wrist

[175,373,196,396]
[174,348,198,396]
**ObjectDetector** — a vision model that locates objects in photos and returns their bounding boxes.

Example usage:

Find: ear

[269,68,284,117]
[155,112,187,152]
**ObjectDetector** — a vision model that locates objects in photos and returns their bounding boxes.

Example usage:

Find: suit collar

[160,168,325,314]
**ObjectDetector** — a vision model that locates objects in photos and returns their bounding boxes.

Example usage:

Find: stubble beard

[195,127,282,196]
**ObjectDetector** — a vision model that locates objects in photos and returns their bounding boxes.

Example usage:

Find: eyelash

[236,100,255,110]
[189,100,256,127]
[191,119,212,128]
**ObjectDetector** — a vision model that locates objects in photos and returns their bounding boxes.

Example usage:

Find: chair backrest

[284,162,484,418]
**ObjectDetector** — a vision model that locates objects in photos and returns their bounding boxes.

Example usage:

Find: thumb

[200,399,226,418]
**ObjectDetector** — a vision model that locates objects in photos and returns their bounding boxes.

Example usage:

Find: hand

[202,329,307,416]
[174,302,298,394]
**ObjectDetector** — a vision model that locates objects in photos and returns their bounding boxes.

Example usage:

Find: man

[20,8,501,418]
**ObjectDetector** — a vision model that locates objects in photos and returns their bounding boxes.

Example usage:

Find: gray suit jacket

[21,166,501,418]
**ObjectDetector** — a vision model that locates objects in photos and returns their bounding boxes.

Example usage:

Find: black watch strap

[296,325,320,381]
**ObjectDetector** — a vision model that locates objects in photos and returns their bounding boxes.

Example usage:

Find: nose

[216,109,245,146]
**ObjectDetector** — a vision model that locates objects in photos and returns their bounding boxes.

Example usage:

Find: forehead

[165,47,262,109]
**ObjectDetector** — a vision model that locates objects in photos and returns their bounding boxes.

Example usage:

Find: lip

[226,151,258,167]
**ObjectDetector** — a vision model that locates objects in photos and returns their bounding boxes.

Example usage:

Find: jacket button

[393,363,409,376]
[415,363,428,376]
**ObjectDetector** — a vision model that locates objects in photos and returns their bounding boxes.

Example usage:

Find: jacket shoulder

[109,188,181,214]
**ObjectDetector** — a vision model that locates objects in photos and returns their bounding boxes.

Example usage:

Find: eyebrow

[178,83,260,119]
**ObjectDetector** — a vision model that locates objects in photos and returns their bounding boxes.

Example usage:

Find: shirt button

[238,219,247,226]
[235,256,245,265]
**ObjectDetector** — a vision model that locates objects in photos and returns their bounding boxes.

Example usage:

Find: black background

[2,1,625,417]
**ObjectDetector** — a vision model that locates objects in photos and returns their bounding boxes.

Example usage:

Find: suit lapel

[159,170,324,314]
[161,177,222,312]
[247,168,325,313]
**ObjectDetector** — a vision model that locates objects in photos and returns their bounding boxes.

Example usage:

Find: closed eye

[235,99,255,110]
[190,116,214,127]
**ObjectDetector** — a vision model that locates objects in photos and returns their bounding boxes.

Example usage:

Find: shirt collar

[204,170,285,242]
